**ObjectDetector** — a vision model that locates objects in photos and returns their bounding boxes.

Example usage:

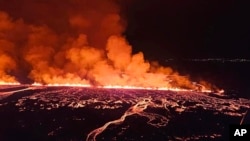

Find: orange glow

[29,82,218,93]
[48,83,91,87]
[0,81,20,85]
[0,2,222,94]
[31,82,91,87]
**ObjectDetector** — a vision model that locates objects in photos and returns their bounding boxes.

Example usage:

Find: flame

[48,83,91,87]
[0,81,20,85]
[0,1,222,93]
[30,82,218,93]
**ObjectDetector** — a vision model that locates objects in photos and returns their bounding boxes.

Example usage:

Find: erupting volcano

[1,0,249,141]
[0,0,219,93]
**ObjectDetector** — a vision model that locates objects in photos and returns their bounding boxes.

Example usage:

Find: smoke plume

[0,0,216,91]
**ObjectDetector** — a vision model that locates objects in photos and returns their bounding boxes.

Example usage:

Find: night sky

[0,1,249,96]
[1,0,249,60]
[122,0,250,60]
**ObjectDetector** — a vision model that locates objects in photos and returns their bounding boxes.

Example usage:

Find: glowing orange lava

[0,81,20,85]
[0,2,223,94]
[28,82,220,93]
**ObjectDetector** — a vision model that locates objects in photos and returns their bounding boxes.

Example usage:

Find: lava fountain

[1,1,249,141]
[0,4,220,93]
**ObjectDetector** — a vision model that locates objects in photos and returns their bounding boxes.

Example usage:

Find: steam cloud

[0,0,214,90]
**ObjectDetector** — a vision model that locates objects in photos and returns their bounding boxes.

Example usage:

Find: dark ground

[162,59,250,99]
[0,86,249,141]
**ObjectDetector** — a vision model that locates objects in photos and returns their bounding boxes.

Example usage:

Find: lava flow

[86,97,171,141]
[30,82,215,93]
[4,86,247,140]
[86,98,155,141]
[0,0,221,94]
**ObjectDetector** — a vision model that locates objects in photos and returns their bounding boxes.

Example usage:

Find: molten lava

[29,82,217,93]
[0,81,20,85]
[0,1,221,93]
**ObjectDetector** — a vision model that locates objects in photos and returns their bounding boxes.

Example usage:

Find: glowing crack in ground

[0,85,249,140]
[86,98,169,141]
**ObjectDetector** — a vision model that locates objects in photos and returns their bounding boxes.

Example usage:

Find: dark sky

[1,0,250,61]
[0,0,249,92]
[122,0,250,60]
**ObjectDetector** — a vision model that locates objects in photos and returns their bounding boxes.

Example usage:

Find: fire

[0,1,222,94]
[48,83,91,87]
[0,81,20,85]
[30,82,218,93]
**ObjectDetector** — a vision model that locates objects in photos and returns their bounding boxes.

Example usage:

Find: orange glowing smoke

[0,1,220,93]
